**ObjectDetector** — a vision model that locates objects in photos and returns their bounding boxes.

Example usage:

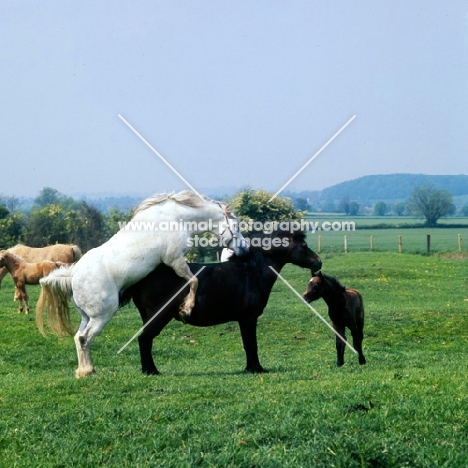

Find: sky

[1,1,468,199]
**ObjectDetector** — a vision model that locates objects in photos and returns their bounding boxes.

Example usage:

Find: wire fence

[306,228,468,254]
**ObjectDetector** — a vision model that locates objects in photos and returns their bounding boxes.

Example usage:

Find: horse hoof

[245,366,267,374]
[359,357,367,365]
[75,366,96,378]
[178,307,192,324]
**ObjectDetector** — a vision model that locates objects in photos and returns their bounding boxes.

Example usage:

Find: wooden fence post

[398,235,402,253]
[427,234,431,254]
[458,233,462,252]
[318,235,321,253]
[370,235,374,251]
[344,235,348,253]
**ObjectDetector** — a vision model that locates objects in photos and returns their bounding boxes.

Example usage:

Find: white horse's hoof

[178,305,193,324]
[75,366,95,378]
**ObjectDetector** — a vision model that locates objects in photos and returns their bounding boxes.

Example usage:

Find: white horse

[36,190,248,378]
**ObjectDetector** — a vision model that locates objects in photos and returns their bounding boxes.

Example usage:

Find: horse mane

[320,273,346,292]
[134,190,222,216]
[0,251,26,263]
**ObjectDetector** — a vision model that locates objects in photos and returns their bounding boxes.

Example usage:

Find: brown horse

[303,272,366,367]
[0,251,66,314]
[0,243,81,289]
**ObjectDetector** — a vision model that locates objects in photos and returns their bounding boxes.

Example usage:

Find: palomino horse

[36,191,249,378]
[0,251,65,314]
[120,229,322,375]
[303,272,366,367]
[0,243,81,289]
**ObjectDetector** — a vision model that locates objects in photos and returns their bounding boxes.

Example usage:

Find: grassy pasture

[0,252,467,467]
[304,215,468,254]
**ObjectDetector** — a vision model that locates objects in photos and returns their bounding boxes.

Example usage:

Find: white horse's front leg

[170,259,198,323]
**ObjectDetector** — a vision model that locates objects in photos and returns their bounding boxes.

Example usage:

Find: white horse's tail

[36,265,75,337]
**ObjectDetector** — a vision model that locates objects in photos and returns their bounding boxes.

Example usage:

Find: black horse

[121,230,322,375]
[303,271,366,367]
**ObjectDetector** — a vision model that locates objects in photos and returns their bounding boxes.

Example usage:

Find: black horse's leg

[351,326,366,365]
[238,315,265,373]
[333,322,346,367]
[138,330,159,375]
[138,307,175,375]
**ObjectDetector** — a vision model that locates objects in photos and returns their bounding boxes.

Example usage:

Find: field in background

[1,252,467,466]
[305,215,468,254]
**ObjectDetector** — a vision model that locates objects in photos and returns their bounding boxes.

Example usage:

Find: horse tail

[36,265,75,337]
[72,245,82,262]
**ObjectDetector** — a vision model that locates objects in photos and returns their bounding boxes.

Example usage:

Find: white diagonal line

[117,266,206,354]
[118,114,205,202]
[268,115,356,202]
[269,266,357,354]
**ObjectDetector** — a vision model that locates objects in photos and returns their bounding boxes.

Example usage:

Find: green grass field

[1,252,468,467]
[304,215,468,254]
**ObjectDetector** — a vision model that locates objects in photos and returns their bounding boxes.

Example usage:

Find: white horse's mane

[134,190,227,216]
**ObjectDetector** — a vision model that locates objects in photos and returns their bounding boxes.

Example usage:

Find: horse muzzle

[230,237,250,257]
[311,259,322,274]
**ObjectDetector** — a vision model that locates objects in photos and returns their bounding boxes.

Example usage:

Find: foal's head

[303,272,347,303]
[303,274,324,303]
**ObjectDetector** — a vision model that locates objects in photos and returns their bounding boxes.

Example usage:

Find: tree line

[0,188,132,253]
[0,187,301,261]
[0,184,458,256]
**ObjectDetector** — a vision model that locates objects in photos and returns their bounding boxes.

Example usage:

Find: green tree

[407,184,454,227]
[461,205,468,217]
[338,195,351,215]
[374,201,387,216]
[66,202,106,252]
[0,204,9,220]
[349,201,359,216]
[294,197,310,212]
[24,204,69,246]
[33,187,78,211]
[103,207,134,239]
[0,213,23,249]
[230,188,302,227]
[394,202,406,216]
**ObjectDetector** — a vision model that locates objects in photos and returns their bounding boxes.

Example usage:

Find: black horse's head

[287,231,322,273]
[247,229,321,273]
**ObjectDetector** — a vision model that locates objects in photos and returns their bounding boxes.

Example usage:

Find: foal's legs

[350,326,366,365]
[15,284,29,314]
[333,322,347,367]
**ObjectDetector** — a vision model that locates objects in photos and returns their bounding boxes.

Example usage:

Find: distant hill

[318,174,468,203]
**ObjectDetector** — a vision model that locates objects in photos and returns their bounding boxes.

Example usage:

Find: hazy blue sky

[1,1,467,198]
